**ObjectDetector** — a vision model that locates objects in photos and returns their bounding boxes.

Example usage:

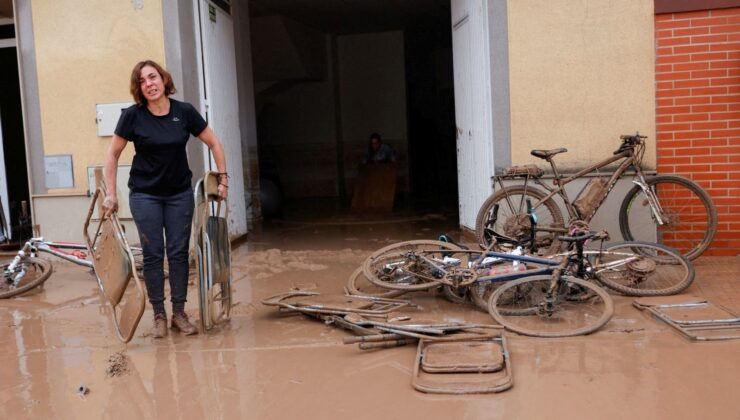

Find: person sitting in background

[362,132,396,164]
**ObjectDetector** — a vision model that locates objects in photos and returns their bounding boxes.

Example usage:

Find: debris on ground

[77,384,90,396]
[105,352,130,377]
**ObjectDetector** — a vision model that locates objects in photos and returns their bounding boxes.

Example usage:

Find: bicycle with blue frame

[361,228,693,337]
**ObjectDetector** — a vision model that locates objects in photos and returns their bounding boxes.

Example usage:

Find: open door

[194,0,247,238]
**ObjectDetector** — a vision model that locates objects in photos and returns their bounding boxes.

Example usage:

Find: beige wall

[507,0,656,171]
[32,0,166,193]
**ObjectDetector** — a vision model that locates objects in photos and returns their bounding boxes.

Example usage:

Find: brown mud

[1,212,739,419]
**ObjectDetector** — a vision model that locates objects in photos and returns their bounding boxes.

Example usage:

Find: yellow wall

[31,0,165,192]
[507,0,656,171]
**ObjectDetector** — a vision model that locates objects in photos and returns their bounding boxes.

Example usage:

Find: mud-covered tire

[0,257,53,299]
[475,186,565,254]
[346,266,405,298]
[362,240,463,291]
[619,175,717,260]
[488,275,614,337]
[594,241,694,296]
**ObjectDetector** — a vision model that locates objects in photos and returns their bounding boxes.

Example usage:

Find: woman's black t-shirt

[114,99,207,196]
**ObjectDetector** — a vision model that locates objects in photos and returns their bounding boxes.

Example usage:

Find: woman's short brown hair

[129,60,177,106]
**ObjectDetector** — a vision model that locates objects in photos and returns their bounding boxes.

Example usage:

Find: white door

[0,111,9,239]
[195,0,247,237]
[451,0,495,230]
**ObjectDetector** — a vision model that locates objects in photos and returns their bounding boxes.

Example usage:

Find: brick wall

[655,7,740,256]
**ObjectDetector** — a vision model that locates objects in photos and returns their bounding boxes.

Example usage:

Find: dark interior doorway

[247,0,457,220]
[0,42,32,243]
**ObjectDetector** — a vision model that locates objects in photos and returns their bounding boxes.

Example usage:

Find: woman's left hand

[217,183,228,201]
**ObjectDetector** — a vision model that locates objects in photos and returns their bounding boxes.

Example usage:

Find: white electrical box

[95,102,133,136]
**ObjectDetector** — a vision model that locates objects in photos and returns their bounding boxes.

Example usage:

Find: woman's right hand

[102,195,119,217]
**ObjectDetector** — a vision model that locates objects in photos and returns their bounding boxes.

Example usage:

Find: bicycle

[1,237,144,299]
[475,133,717,260]
[361,230,694,337]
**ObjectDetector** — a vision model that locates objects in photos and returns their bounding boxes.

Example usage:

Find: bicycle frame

[493,139,664,231]
[6,238,92,273]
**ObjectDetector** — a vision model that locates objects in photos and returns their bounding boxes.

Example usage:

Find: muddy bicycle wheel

[594,241,694,296]
[475,186,565,254]
[0,257,53,299]
[362,240,464,291]
[441,284,469,304]
[619,175,717,260]
[346,266,406,298]
[488,275,613,337]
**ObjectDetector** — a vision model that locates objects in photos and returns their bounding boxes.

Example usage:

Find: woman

[102,60,228,338]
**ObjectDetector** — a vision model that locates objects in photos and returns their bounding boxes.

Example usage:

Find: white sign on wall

[44,155,74,189]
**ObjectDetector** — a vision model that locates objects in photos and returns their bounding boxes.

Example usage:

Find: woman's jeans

[129,189,194,313]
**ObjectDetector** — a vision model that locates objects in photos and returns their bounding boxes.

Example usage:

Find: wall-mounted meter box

[95,102,133,136]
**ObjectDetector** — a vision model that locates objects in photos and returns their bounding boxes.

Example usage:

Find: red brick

[676,27,710,37]
[656,64,673,73]
[728,68,740,76]
[656,164,675,173]
[658,139,692,148]
[676,79,710,88]
[713,163,740,171]
[730,15,740,23]
[657,98,675,107]
[657,54,692,64]
[656,29,674,39]
[729,85,740,94]
[674,44,710,53]
[680,10,712,19]
[656,132,674,140]
[729,33,740,42]
[693,34,729,44]
[693,104,728,112]
[675,130,710,139]
[657,115,673,124]
[709,60,740,69]
[657,105,691,114]
[693,87,728,96]
[675,164,711,172]
[692,121,727,130]
[692,172,728,180]
[675,62,709,72]
[731,154,740,161]
[693,52,728,61]
[658,88,692,97]
[674,113,710,122]
[660,156,692,165]
[711,42,740,52]
[694,155,729,163]
[692,70,728,79]
[658,123,692,131]
[711,8,740,17]
[692,17,729,27]
[710,113,740,121]
[714,181,740,189]
[694,138,728,146]
[712,95,740,103]
[656,47,673,56]
[730,104,740,112]
[676,147,711,156]
[656,14,675,22]
[711,77,740,86]
[657,20,693,30]
[657,81,674,90]
[660,37,692,47]
[657,71,692,81]
[710,24,740,34]
[714,146,740,154]
[676,96,710,105]
[730,51,740,59]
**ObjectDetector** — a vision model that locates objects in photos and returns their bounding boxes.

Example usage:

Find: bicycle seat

[531,148,567,160]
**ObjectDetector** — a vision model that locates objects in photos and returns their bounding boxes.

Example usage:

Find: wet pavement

[1,211,739,419]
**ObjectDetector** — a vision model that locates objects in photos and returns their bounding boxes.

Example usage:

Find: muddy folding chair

[412,334,513,394]
[193,171,233,332]
[261,291,416,317]
[634,296,740,341]
[83,188,146,343]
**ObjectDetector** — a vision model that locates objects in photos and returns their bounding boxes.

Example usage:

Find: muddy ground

[1,212,739,419]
